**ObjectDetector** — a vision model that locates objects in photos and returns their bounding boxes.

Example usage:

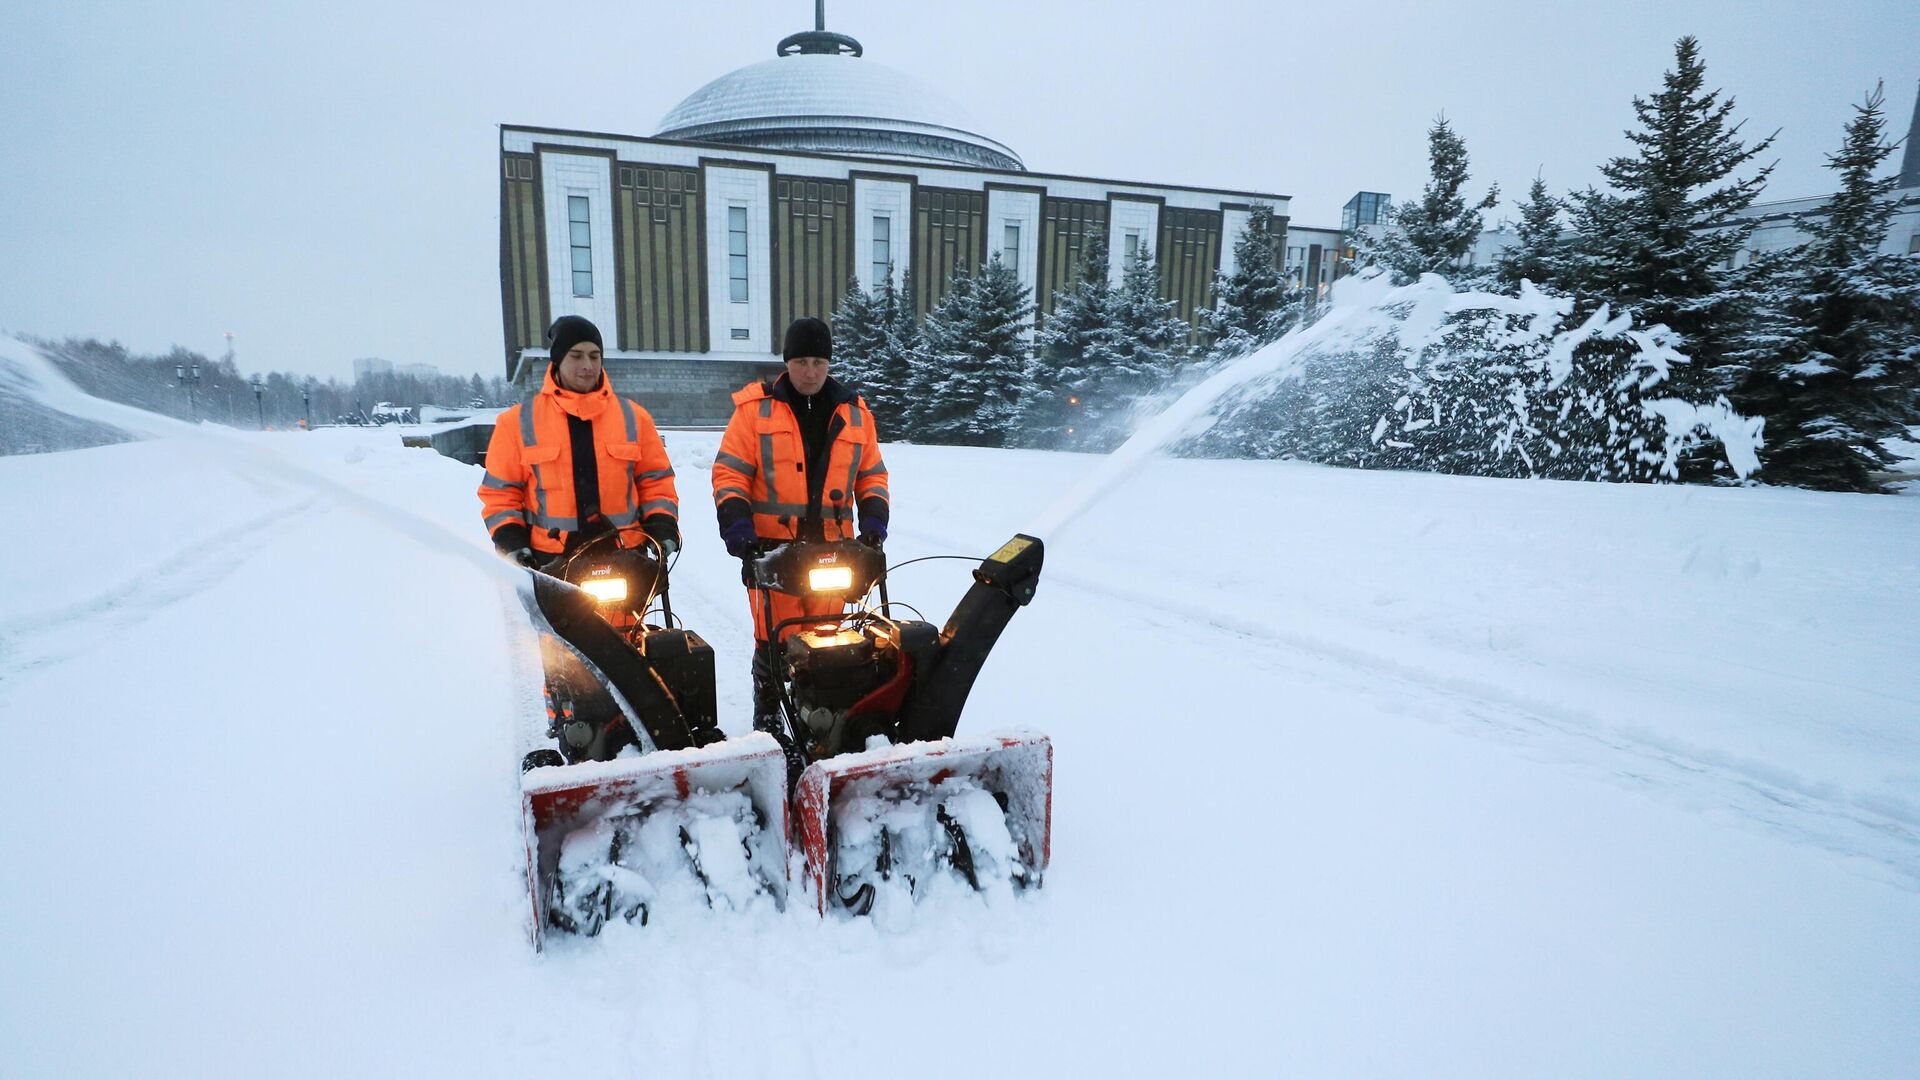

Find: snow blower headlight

[808,565,854,593]
[580,576,628,604]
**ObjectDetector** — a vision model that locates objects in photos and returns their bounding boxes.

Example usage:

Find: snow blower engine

[523,533,723,769]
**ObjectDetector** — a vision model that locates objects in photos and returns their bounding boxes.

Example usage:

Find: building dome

[655,51,1024,172]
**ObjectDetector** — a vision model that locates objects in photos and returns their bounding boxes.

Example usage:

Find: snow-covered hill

[2,343,1916,1077]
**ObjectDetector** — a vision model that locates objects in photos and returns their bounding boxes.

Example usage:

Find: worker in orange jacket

[478,315,680,566]
[712,316,889,738]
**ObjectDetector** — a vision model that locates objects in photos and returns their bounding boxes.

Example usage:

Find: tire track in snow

[893,522,1920,888]
[1092,572,1920,887]
[0,499,318,682]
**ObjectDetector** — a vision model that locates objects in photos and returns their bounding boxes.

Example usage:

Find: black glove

[506,547,540,569]
[642,514,681,559]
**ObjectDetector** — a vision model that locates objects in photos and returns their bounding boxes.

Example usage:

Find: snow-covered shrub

[1172,272,1763,483]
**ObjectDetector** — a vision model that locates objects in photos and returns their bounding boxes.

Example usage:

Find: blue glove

[857,518,887,549]
[720,516,759,559]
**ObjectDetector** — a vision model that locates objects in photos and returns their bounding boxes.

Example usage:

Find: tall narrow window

[1124,230,1140,259]
[728,205,749,303]
[871,215,891,286]
[568,196,593,298]
[1003,222,1020,267]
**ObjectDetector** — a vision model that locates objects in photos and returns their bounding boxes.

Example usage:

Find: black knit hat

[547,315,603,366]
[782,316,832,361]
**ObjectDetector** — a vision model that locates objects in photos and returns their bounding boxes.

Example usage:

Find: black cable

[881,554,984,575]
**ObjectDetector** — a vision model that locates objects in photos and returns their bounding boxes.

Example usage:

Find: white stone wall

[1218,207,1253,284]
[987,188,1041,297]
[703,166,773,355]
[854,178,912,293]
[1108,198,1160,283]
[541,152,620,342]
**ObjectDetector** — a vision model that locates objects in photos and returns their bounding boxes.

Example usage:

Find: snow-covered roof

[654,54,1024,171]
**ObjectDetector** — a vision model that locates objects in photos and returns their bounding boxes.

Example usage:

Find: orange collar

[541,366,613,419]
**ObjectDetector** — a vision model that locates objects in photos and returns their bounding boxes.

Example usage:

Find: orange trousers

[749,587,847,644]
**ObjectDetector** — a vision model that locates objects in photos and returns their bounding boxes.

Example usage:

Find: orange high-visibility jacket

[478,367,678,555]
[711,377,888,543]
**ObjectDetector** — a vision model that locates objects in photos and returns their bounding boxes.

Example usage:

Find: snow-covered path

[3,375,1917,1076]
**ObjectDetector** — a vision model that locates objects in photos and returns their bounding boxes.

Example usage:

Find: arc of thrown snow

[1024,273,1402,541]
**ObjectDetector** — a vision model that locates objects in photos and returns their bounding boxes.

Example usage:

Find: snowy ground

[3,344,1917,1077]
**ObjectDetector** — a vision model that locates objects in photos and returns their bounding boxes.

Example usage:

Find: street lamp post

[175,361,202,421]
[302,385,312,429]
[251,374,266,429]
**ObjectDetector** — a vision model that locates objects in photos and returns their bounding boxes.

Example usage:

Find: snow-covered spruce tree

[1725,84,1920,492]
[1020,233,1114,449]
[1564,36,1775,401]
[1112,243,1193,367]
[832,269,924,439]
[1180,275,1762,483]
[1201,203,1299,358]
[1063,243,1195,451]
[881,269,927,440]
[1493,175,1571,294]
[1358,116,1500,287]
[832,274,889,390]
[912,255,1033,447]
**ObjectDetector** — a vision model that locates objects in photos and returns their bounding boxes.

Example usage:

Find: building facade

[498,22,1287,425]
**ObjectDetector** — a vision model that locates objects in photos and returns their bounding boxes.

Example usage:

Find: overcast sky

[1,0,1913,380]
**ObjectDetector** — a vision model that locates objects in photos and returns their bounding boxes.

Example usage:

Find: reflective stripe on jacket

[711,378,889,543]
[478,366,678,554]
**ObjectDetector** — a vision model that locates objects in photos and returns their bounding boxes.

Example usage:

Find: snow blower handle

[641,532,675,627]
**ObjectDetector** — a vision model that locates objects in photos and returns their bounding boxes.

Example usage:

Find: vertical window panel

[728,205,749,303]
[568,195,593,298]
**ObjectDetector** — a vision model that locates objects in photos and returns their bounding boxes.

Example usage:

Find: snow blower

[517,532,1052,943]
[747,534,1053,917]
[518,535,788,944]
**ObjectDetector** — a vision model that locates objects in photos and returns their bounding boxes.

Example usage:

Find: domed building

[498,14,1289,423]
[654,46,1024,172]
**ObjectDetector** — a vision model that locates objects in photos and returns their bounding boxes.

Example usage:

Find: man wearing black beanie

[547,314,602,378]
[478,315,682,567]
[711,316,891,768]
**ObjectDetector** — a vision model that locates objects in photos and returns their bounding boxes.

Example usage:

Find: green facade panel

[617,165,706,353]
[500,153,547,374]
[1158,206,1224,344]
[775,176,851,334]
[1036,197,1108,318]
[913,187,984,315]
